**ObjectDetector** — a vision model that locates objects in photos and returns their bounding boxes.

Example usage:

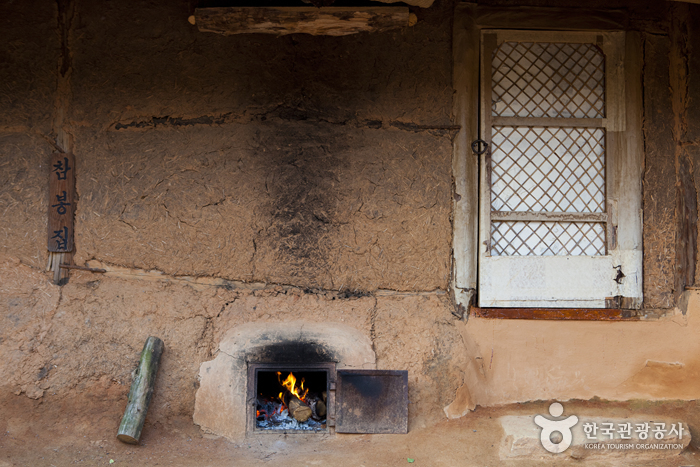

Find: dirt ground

[2,391,700,467]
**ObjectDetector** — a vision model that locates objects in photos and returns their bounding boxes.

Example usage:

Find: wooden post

[117,337,165,444]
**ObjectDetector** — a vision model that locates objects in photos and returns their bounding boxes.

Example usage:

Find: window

[455,29,643,311]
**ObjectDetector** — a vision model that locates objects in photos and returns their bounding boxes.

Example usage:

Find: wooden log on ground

[282,390,312,422]
[117,336,165,444]
[194,7,413,37]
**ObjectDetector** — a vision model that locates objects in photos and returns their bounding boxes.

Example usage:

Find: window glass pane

[491,126,605,213]
[492,42,605,118]
[491,221,606,256]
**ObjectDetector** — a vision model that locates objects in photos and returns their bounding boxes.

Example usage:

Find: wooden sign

[48,152,75,252]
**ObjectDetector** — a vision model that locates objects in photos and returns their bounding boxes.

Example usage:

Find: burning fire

[277,371,309,402]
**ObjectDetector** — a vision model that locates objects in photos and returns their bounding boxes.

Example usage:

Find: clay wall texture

[67,0,454,292]
[2,0,700,434]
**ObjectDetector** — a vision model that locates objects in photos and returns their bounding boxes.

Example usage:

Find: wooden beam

[475,6,628,31]
[374,0,434,7]
[193,7,414,37]
[471,307,640,320]
[451,3,480,309]
[490,211,608,223]
[491,116,604,128]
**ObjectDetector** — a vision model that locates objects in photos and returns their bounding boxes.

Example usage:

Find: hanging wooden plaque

[47,152,75,252]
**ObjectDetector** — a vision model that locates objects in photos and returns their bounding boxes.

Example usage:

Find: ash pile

[256,395,326,431]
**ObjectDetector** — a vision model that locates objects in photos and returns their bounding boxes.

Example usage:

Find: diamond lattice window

[489,41,607,257]
[491,221,606,256]
[492,42,605,118]
[465,30,643,309]
[490,126,605,214]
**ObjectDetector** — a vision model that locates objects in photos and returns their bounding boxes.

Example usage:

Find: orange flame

[277,371,309,402]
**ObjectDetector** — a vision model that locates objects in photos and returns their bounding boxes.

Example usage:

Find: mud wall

[0,0,461,432]
[2,0,700,437]
[0,256,467,431]
[41,0,453,291]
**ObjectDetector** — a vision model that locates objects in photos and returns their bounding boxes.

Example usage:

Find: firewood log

[282,391,312,422]
[117,336,164,444]
[303,392,327,420]
[316,399,327,418]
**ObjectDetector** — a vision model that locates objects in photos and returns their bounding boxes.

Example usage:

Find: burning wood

[255,395,327,431]
[278,371,308,400]
[315,399,327,418]
[255,371,327,431]
[282,389,312,422]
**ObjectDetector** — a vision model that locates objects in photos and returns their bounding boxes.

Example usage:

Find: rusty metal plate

[335,369,408,434]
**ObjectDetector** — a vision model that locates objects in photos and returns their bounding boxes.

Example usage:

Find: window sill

[469,306,641,321]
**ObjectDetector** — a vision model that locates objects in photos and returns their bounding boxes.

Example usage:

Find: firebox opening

[255,369,328,432]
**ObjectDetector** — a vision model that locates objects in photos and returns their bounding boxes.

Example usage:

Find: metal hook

[471,139,488,155]
[613,265,625,284]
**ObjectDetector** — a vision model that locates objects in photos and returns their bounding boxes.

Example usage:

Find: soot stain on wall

[248,341,337,364]
[262,124,345,275]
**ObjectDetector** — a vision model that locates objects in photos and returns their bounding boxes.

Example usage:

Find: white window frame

[452,27,643,312]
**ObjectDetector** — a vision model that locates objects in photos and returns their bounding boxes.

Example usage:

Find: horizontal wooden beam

[491,116,604,128]
[475,6,628,31]
[374,0,434,7]
[470,306,640,320]
[491,211,608,223]
[193,7,414,37]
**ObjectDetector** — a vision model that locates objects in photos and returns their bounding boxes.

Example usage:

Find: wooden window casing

[451,7,643,318]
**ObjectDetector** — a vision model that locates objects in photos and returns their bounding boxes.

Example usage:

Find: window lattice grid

[491,221,606,256]
[491,126,606,213]
[492,42,605,119]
